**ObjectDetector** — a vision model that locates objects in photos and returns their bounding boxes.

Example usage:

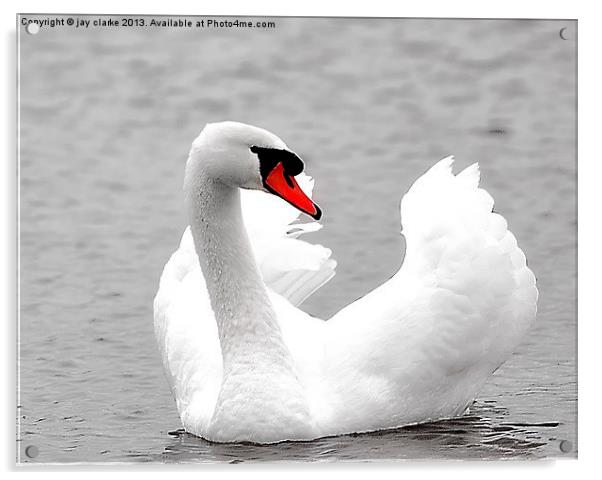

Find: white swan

[154,121,538,444]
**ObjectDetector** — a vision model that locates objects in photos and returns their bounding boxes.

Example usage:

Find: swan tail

[399,157,538,363]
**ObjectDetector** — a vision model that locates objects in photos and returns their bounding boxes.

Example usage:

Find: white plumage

[153,122,537,443]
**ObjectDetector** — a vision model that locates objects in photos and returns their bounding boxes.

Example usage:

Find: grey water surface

[18,16,576,463]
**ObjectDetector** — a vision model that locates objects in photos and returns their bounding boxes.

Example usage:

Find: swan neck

[186,171,290,369]
[182,157,315,440]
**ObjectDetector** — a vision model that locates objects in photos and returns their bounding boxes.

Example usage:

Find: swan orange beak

[264,163,322,220]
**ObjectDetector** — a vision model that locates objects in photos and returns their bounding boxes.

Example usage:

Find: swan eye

[250,146,305,181]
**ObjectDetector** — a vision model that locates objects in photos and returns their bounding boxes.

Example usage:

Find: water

[18,16,576,463]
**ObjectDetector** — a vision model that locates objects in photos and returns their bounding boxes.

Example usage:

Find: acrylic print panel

[17,15,577,463]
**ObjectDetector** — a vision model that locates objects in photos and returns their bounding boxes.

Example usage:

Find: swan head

[187,121,321,220]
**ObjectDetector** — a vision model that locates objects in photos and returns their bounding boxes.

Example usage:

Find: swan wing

[324,157,538,431]
[241,172,337,306]
[153,228,222,434]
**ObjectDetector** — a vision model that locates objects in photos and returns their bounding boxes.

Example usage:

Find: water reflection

[152,401,557,463]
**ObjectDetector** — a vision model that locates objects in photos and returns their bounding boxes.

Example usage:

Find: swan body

[154,121,537,443]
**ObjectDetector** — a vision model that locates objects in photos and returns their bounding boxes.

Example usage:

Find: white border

[3,0,598,476]
[1,0,585,18]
